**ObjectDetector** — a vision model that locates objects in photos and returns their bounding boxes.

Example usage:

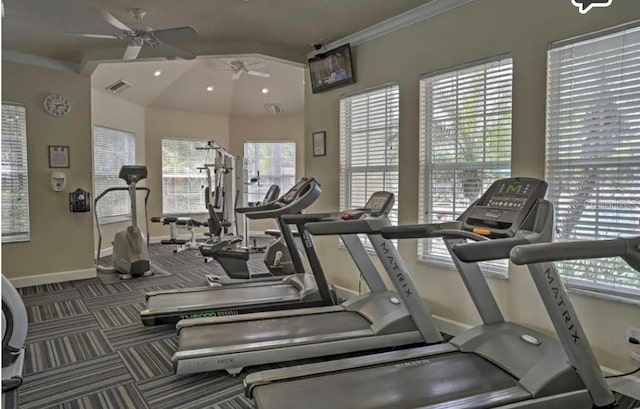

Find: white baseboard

[99,246,113,257]
[9,268,97,288]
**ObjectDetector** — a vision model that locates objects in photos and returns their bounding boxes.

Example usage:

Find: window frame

[93,125,136,225]
[339,82,400,252]
[2,101,30,243]
[161,137,211,217]
[545,22,640,303]
[243,140,297,205]
[418,54,514,278]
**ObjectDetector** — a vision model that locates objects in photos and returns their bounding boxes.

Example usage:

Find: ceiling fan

[227,60,271,80]
[69,8,197,61]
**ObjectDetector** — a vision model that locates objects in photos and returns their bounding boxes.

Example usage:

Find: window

[93,126,135,223]
[340,83,399,250]
[546,23,640,299]
[243,142,296,203]
[2,102,30,243]
[162,138,210,215]
[419,56,513,276]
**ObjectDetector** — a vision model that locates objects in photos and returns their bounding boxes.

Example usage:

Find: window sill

[2,235,30,244]
[565,284,640,307]
[417,256,509,280]
[98,215,131,225]
[163,212,208,218]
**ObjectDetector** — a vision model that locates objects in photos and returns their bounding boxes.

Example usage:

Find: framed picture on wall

[312,131,326,157]
[48,145,70,168]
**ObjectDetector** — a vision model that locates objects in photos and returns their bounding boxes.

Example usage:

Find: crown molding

[3,50,80,73]
[307,0,476,57]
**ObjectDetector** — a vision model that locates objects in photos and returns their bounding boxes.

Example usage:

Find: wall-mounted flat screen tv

[308,44,355,94]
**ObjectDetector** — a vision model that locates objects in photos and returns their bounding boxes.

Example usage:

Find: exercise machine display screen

[463,178,548,238]
[363,192,394,216]
[485,181,533,210]
[282,178,311,203]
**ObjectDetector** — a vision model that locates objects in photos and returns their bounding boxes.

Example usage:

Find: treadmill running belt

[253,353,529,409]
[147,284,299,311]
[179,311,372,352]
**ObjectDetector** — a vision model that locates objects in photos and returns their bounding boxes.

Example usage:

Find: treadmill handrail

[306,219,382,235]
[453,233,541,263]
[281,207,372,226]
[281,213,334,224]
[379,221,461,239]
[511,236,640,268]
[236,201,282,214]
[380,222,489,242]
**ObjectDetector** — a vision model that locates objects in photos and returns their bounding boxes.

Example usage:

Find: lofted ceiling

[91,56,305,115]
[5,0,436,116]
[2,0,431,64]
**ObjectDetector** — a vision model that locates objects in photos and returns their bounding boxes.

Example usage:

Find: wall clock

[43,94,71,117]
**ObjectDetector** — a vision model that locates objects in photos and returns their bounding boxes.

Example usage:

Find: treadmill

[141,177,338,326]
[172,191,444,375]
[244,177,616,409]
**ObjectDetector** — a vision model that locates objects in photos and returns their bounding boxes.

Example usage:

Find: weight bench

[151,216,208,253]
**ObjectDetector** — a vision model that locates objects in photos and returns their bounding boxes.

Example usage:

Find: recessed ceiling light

[153,69,162,77]
[206,85,215,92]
[261,88,269,94]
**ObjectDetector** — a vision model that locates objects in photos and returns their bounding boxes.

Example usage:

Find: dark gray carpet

[3,243,639,408]
[5,244,263,409]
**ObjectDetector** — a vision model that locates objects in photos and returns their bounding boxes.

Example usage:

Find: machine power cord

[604,366,640,379]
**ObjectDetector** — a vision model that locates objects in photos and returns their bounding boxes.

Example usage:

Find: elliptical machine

[95,165,152,279]
[2,275,27,391]
[200,182,305,286]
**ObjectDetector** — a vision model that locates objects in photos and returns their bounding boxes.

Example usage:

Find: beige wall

[145,107,230,237]
[2,62,94,278]
[91,91,146,249]
[304,0,640,371]
[229,114,305,232]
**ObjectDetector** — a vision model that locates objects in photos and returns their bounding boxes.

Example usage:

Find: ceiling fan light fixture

[261,88,269,94]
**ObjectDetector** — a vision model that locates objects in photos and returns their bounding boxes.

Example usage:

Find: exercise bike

[2,275,27,391]
[199,185,303,286]
[95,165,152,279]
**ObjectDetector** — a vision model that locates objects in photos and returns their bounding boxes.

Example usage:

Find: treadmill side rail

[177,305,345,330]
[244,343,458,397]
[174,330,424,375]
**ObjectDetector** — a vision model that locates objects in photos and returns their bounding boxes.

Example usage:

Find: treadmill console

[461,178,547,238]
[341,191,394,220]
[281,177,315,204]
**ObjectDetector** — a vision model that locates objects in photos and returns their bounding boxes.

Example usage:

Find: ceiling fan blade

[123,44,142,60]
[156,40,196,60]
[153,27,198,43]
[247,70,271,78]
[232,71,242,80]
[66,32,120,39]
[99,9,133,32]
[245,62,266,70]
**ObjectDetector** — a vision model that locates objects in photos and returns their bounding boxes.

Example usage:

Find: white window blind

[2,102,30,243]
[93,126,135,222]
[244,142,296,203]
[419,56,513,276]
[546,24,640,300]
[162,138,210,215]
[340,84,399,250]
